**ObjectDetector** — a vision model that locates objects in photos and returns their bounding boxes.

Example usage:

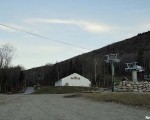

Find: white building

[55,73,91,87]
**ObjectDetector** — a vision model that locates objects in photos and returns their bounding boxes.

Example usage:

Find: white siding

[55,80,62,86]
[55,73,91,87]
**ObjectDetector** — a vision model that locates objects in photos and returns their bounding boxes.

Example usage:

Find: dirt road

[0,94,149,120]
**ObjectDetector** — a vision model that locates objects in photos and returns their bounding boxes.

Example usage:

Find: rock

[144,81,148,84]
[122,89,127,92]
[128,89,133,92]
[121,86,127,89]
[138,84,143,87]
[133,87,138,89]
[133,89,138,92]
[117,81,150,93]
[142,88,146,92]
[138,90,143,92]
[127,86,133,89]
[117,89,122,92]
[126,84,131,87]
[146,89,150,92]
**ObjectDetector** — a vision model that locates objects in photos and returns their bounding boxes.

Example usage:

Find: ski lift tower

[125,62,144,82]
[105,54,120,92]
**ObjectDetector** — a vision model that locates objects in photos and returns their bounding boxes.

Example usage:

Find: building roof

[55,73,90,83]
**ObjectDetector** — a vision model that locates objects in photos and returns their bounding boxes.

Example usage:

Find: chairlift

[105,54,120,63]
[125,62,144,72]
[125,62,144,82]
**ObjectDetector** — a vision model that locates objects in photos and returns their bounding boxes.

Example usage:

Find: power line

[0,23,91,51]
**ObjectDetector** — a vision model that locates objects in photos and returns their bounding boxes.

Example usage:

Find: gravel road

[0,94,149,120]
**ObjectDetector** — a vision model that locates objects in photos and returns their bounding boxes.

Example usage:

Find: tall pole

[111,62,115,92]
[95,59,97,87]
[105,54,119,92]
[132,70,137,82]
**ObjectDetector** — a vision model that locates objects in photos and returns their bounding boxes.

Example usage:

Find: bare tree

[0,43,15,68]
[0,43,15,92]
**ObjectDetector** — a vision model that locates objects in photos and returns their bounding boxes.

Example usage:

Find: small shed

[55,73,91,87]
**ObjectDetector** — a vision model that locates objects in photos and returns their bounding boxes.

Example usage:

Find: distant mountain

[25,31,150,86]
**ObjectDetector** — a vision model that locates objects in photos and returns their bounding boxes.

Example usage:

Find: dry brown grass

[82,92,150,109]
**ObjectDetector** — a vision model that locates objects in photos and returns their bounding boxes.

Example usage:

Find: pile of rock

[117,81,150,92]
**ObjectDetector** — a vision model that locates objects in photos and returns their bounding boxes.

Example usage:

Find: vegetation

[0,66,25,93]
[33,86,91,94]
[1,31,150,93]
[0,43,15,68]
[82,92,150,109]
[0,44,25,93]
[25,31,150,87]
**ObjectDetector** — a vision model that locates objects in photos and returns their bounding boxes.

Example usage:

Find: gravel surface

[0,94,149,120]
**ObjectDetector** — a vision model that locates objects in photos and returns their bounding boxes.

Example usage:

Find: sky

[0,0,150,69]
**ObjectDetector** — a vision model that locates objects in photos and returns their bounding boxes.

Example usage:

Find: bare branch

[0,43,15,68]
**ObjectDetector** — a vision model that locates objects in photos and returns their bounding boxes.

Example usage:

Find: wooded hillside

[25,31,150,87]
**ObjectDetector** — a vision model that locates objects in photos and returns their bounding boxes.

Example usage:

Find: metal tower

[125,62,144,82]
[105,54,120,92]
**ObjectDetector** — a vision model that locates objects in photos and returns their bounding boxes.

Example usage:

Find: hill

[24,31,150,87]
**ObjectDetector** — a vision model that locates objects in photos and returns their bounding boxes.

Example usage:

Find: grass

[33,86,150,109]
[82,92,150,109]
[33,86,91,94]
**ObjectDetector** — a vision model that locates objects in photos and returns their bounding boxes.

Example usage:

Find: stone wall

[117,81,150,92]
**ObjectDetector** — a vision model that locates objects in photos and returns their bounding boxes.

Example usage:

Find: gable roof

[61,73,89,81]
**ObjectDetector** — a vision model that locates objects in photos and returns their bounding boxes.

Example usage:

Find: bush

[33,86,91,94]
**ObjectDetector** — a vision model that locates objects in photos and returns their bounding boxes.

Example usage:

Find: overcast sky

[0,0,150,69]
